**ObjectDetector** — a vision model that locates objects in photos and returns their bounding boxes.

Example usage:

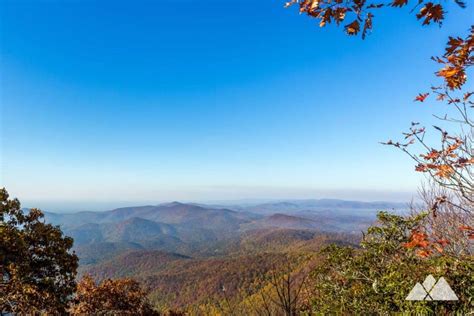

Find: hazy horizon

[20,188,414,213]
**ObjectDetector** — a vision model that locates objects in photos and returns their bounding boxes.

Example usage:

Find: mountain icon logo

[406,275,458,301]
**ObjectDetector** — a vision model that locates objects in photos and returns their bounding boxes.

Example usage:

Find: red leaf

[415,93,429,102]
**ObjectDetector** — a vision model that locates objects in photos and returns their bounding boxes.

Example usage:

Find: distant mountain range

[38,199,407,309]
[43,202,256,265]
[41,199,404,266]
[211,199,406,214]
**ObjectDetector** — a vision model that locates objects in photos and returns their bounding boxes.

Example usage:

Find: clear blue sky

[1,0,472,210]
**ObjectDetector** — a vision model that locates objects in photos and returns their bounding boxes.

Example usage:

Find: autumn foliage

[385,30,473,254]
[287,2,473,313]
[434,28,474,90]
[284,0,462,38]
[287,0,474,258]
[70,275,158,315]
[1,188,159,315]
[0,188,78,314]
[310,212,473,314]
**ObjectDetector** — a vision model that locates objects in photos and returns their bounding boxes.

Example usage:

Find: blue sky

[1,0,472,210]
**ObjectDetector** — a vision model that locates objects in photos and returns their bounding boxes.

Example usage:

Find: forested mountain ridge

[40,200,369,311]
[81,232,357,311]
[41,200,389,267]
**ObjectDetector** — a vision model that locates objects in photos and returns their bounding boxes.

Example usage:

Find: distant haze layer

[20,189,415,213]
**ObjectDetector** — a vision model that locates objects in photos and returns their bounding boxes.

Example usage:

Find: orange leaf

[435,165,454,178]
[416,249,432,258]
[421,150,440,161]
[433,244,444,253]
[437,67,459,78]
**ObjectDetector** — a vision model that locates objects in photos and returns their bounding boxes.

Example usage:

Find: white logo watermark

[406,275,458,301]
